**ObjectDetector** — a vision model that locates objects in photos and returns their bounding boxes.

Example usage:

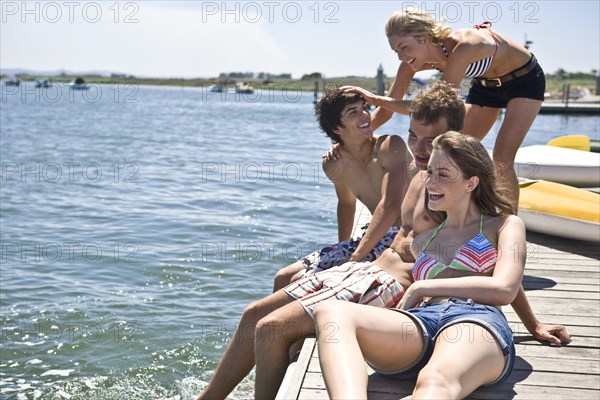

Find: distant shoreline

[1,74,385,93]
[2,74,596,99]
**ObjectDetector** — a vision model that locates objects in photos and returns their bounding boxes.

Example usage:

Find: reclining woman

[314,131,528,399]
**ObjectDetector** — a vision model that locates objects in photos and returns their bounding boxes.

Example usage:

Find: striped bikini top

[412,214,497,281]
[438,22,498,78]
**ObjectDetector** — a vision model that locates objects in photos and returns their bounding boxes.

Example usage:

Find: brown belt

[473,55,538,88]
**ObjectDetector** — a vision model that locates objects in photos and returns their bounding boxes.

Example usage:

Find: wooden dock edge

[275,337,317,400]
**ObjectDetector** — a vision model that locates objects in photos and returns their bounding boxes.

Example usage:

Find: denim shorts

[466,56,545,108]
[374,298,515,385]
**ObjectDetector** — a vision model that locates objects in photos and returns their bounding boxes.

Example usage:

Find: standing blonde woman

[313,131,526,399]
[344,9,545,209]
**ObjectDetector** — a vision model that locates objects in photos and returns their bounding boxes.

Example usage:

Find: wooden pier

[276,204,600,400]
[539,100,600,115]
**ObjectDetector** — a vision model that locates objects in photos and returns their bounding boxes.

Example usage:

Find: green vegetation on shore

[3,70,597,99]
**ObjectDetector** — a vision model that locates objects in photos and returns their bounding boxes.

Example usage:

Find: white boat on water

[513,145,600,187]
[208,84,223,92]
[69,77,89,90]
[235,82,255,94]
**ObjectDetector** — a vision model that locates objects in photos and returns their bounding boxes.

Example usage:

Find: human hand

[398,285,422,310]
[323,142,342,161]
[530,323,572,346]
[340,85,378,104]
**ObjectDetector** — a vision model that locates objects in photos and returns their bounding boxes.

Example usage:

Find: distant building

[376,64,385,95]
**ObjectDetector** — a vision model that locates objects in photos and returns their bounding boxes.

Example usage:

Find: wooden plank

[504,313,600,328]
[523,270,600,281]
[516,344,600,360]
[500,298,599,317]
[275,337,316,400]
[523,282,600,292]
[521,289,600,300]
[512,355,600,374]
[506,321,600,337]
[523,263,600,272]
[469,384,600,400]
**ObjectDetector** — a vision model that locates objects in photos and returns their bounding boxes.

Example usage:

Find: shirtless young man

[198,83,570,400]
[198,89,415,400]
[272,89,414,290]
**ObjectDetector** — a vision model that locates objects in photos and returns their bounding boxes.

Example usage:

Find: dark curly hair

[315,88,363,144]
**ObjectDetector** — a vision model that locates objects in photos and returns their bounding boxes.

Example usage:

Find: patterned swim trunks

[283,262,405,319]
[299,226,400,276]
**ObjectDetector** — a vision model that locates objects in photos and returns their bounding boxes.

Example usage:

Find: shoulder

[322,153,348,182]
[377,135,412,162]
[450,28,496,57]
[378,133,407,147]
[452,28,490,45]
[500,214,526,232]
[490,214,526,241]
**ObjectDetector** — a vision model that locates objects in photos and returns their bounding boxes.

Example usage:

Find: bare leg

[273,262,309,361]
[413,323,505,399]
[313,301,425,400]
[254,300,316,399]
[491,98,543,211]
[198,290,294,400]
[462,103,502,141]
[272,261,304,292]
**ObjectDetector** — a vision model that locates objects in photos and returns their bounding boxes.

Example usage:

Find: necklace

[431,43,449,70]
[440,43,449,57]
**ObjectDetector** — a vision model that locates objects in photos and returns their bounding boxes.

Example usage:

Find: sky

[1,1,599,79]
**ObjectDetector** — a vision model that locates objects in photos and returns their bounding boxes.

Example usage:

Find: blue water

[1,83,598,399]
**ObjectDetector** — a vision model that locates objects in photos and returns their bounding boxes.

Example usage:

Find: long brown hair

[426,131,515,223]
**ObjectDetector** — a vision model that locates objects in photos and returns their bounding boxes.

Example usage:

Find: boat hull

[519,179,600,242]
[514,145,600,187]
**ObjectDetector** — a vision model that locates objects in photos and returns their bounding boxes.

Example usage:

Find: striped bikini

[438,22,499,78]
[412,214,497,281]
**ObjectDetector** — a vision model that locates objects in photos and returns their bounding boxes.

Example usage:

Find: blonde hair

[425,131,515,223]
[385,10,452,43]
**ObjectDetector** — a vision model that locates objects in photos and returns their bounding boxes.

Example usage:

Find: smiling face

[407,117,449,169]
[335,99,373,141]
[388,34,429,71]
[425,149,474,211]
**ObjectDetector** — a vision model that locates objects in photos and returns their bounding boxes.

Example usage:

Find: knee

[414,365,460,399]
[255,314,299,346]
[242,299,267,322]
[313,301,351,330]
[273,262,303,291]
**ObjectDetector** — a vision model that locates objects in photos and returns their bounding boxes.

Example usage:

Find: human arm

[399,215,526,309]
[346,62,417,131]
[324,158,356,242]
[510,286,571,345]
[340,85,411,117]
[348,135,412,262]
